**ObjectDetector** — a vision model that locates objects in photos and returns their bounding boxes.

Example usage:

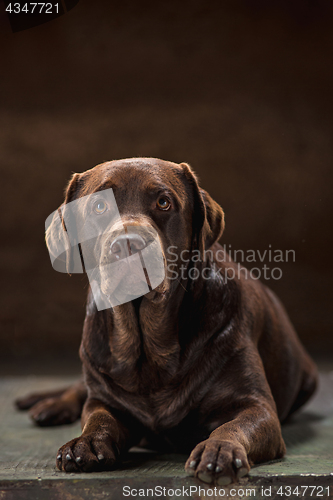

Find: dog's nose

[110,233,146,259]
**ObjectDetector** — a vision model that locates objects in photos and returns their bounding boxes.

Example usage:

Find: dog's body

[17,159,317,484]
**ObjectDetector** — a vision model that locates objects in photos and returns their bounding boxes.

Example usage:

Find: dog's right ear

[45,173,84,274]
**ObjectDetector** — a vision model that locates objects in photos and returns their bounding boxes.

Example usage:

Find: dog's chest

[117,383,188,431]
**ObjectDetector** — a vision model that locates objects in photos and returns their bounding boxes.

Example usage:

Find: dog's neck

[107,283,187,392]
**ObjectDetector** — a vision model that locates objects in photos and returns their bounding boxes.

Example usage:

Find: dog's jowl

[16,158,318,485]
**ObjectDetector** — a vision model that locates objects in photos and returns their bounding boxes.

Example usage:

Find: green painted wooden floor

[0,372,332,499]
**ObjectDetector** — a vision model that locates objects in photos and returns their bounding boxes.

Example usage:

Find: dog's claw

[65,454,72,461]
[234,458,242,469]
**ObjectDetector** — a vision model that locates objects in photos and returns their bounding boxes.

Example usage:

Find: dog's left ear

[45,173,84,273]
[180,163,225,251]
[199,187,225,248]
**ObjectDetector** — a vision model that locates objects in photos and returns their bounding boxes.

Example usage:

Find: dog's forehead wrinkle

[103,157,181,169]
[80,159,184,186]
[96,159,182,183]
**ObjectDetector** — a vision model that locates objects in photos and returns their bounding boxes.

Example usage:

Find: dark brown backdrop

[1,0,333,373]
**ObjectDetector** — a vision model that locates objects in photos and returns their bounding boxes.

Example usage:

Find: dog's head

[46,158,224,307]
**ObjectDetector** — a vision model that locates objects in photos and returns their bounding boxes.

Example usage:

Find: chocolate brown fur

[16,158,317,484]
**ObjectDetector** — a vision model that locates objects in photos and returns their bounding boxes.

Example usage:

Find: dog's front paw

[185,439,250,485]
[56,433,119,472]
[29,398,81,426]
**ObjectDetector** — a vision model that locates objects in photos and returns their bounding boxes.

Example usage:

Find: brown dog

[16,158,317,485]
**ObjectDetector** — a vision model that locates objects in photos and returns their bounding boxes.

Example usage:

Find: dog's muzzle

[91,224,166,309]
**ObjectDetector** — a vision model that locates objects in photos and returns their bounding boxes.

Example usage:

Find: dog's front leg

[185,401,286,485]
[56,398,137,472]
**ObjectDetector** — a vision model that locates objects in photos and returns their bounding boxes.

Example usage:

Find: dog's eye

[93,200,107,215]
[156,197,171,211]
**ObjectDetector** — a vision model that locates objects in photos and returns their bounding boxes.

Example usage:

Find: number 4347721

[5,3,59,14]
[277,486,330,497]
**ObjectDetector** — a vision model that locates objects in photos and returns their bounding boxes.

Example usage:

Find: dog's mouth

[91,224,168,308]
